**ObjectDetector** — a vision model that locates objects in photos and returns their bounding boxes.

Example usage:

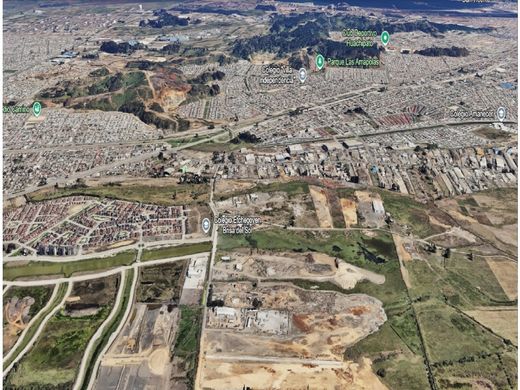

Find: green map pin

[32,101,42,117]
[315,54,325,70]
[381,31,390,46]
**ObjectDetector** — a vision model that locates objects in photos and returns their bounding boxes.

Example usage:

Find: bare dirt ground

[215,191,318,228]
[214,180,256,198]
[213,250,384,290]
[199,357,387,390]
[186,204,211,238]
[464,307,517,343]
[3,296,35,353]
[393,235,413,262]
[436,193,517,257]
[309,185,333,228]
[485,257,517,300]
[94,304,179,390]
[204,283,386,361]
[340,198,358,226]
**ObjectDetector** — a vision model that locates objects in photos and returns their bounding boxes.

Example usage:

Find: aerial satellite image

[1,0,518,389]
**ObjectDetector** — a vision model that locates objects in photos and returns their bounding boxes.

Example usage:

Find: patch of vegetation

[88,67,109,77]
[3,286,54,319]
[407,253,511,308]
[377,189,444,238]
[325,190,346,229]
[100,40,146,54]
[372,355,430,390]
[187,140,246,153]
[6,302,112,388]
[141,242,212,262]
[27,182,210,206]
[416,300,506,363]
[474,126,513,142]
[87,72,146,95]
[415,46,469,57]
[167,132,217,148]
[80,269,135,390]
[232,12,487,60]
[3,283,69,371]
[136,262,187,303]
[3,251,136,281]
[173,306,203,389]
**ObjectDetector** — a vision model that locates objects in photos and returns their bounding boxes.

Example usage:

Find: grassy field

[345,311,429,390]
[167,132,220,148]
[215,180,310,201]
[7,273,120,389]
[416,300,506,364]
[218,228,396,269]
[3,283,68,370]
[376,190,444,238]
[6,305,111,388]
[141,242,212,262]
[136,261,187,303]
[174,305,203,389]
[407,253,511,308]
[187,140,245,153]
[434,350,516,390]
[80,269,135,390]
[27,182,210,206]
[3,250,136,281]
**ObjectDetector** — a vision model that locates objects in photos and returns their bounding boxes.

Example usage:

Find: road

[73,269,127,390]
[195,177,219,390]
[5,83,383,200]
[85,267,138,390]
[5,237,212,263]
[204,353,344,367]
[3,282,73,377]
[3,283,60,364]
[4,252,210,287]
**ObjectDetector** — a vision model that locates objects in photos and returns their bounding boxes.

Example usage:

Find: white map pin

[298,67,307,83]
[202,218,211,234]
[497,106,506,122]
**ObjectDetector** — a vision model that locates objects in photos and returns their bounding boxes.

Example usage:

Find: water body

[500,82,516,90]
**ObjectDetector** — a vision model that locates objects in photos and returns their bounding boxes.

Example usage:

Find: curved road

[3,282,73,377]
[85,267,138,390]
[4,252,210,287]
[3,283,60,365]
[73,269,128,390]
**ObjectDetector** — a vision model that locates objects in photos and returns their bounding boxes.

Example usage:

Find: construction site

[200,281,387,389]
[215,185,319,228]
[94,303,179,390]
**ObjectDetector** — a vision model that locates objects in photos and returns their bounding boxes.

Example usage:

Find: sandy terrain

[205,283,386,361]
[465,307,517,343]
[485,258,517,300]
[436,197,517,257]
[214,179,257,197]
[149,348,169,376]
[107,239,136,249]
[340,198,358,226]
[199,357,387,390]
[393,235,412,262]
[94,304,179,390]
[393,234,412,288]
[309,186,333,228]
